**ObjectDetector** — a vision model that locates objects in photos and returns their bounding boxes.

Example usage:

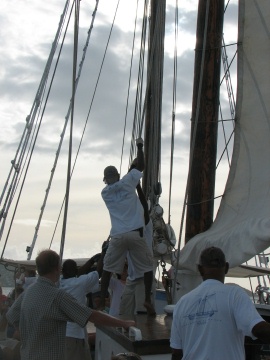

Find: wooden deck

[95,314,172,359]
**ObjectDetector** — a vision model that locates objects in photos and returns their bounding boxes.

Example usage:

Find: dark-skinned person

[170,246,270,360]
[60,246,106,360]
[100,137,155,316]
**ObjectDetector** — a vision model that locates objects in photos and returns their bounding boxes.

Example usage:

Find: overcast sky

[0,0,239,266]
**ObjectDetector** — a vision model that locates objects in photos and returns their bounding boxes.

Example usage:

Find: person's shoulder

[101,185,109,194]
[225,283,247,291]
[129,168,142,175]
[60,276,76,285]
[81,271,99,282]
[57,286,77,302]
[122,168,142,181]
[174,288,195,307]
[225,283,251,297]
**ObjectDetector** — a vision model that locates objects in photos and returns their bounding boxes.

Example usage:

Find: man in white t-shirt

[100,138,155,316]
[170,246,270,360]
[60,252,104,360]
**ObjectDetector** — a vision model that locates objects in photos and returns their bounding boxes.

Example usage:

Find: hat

[103,166,118,181]
[198,247,226,268]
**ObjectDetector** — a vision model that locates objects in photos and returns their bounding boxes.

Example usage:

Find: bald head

[103,165,119,185]
[198,247,226,268]
[197,246,229,282]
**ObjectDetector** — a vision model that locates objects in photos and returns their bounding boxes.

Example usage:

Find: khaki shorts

[119,277,156,315]
[104,230,153,274]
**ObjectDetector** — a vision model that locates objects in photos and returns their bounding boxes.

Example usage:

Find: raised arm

[77,254,101,276]
[136,182,149,225]
[135,138,144,172]
[78,240,108,277]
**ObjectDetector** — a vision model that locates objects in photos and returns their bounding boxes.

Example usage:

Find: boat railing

[256,284,270,305]
[252,252,270,304]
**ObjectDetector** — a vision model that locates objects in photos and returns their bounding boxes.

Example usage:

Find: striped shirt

[7,276,92,360]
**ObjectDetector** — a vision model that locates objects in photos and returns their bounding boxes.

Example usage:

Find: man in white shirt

[100,138,155,316]
[170,246,270,360]
[60,252,104,360]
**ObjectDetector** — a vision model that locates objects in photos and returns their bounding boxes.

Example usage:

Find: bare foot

[144,301,156,316]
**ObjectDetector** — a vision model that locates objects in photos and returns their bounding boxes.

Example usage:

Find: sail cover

[177,0,270,271]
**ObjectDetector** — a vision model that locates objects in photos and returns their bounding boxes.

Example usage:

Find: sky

[0,0,254,289]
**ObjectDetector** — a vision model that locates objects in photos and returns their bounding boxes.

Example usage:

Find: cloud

[14,219,56,228]
[0,0,238,260]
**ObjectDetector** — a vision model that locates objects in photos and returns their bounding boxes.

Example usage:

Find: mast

[185,0,224,243]
[142,0,166,207]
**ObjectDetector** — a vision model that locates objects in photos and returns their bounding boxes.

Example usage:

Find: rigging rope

[0,0,72,259]
[125,1,176,265]
[24,0,80,260]
[48,0,120,250]
[119,0,141,176]
[59,0,80,262]
[167,0,179,225]
[172,0,211,300]
[129,0,165,206]
[133,0,165,139]
[128,0,149,167]
[34,0,100,257]
[217,38,237,168]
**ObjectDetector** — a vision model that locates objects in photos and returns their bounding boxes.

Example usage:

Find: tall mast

[185,0,224,242]
[142,0,166,207]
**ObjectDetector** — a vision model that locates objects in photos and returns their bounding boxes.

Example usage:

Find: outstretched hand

[122,320,136,330]
[90,253,101,263]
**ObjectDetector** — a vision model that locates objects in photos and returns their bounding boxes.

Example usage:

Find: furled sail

[177,0,270,272]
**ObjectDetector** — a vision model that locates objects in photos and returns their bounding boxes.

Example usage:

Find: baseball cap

[198,246,226,268]
[103,166,118,181]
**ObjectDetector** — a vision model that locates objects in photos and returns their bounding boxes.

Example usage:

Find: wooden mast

[185,0,225,243]
[142,0,166,207]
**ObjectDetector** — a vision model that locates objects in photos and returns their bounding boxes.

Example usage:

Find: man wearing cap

[170,246,270,360]
[100,138,155,315]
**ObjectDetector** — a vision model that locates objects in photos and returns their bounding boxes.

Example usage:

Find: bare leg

[99,270,111,310]
[143,270,156,316]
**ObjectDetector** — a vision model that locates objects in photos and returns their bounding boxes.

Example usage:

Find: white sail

[177,0,270,272]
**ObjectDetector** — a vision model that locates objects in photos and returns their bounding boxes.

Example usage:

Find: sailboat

[1,0,270,358]
[173,0,270,302]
